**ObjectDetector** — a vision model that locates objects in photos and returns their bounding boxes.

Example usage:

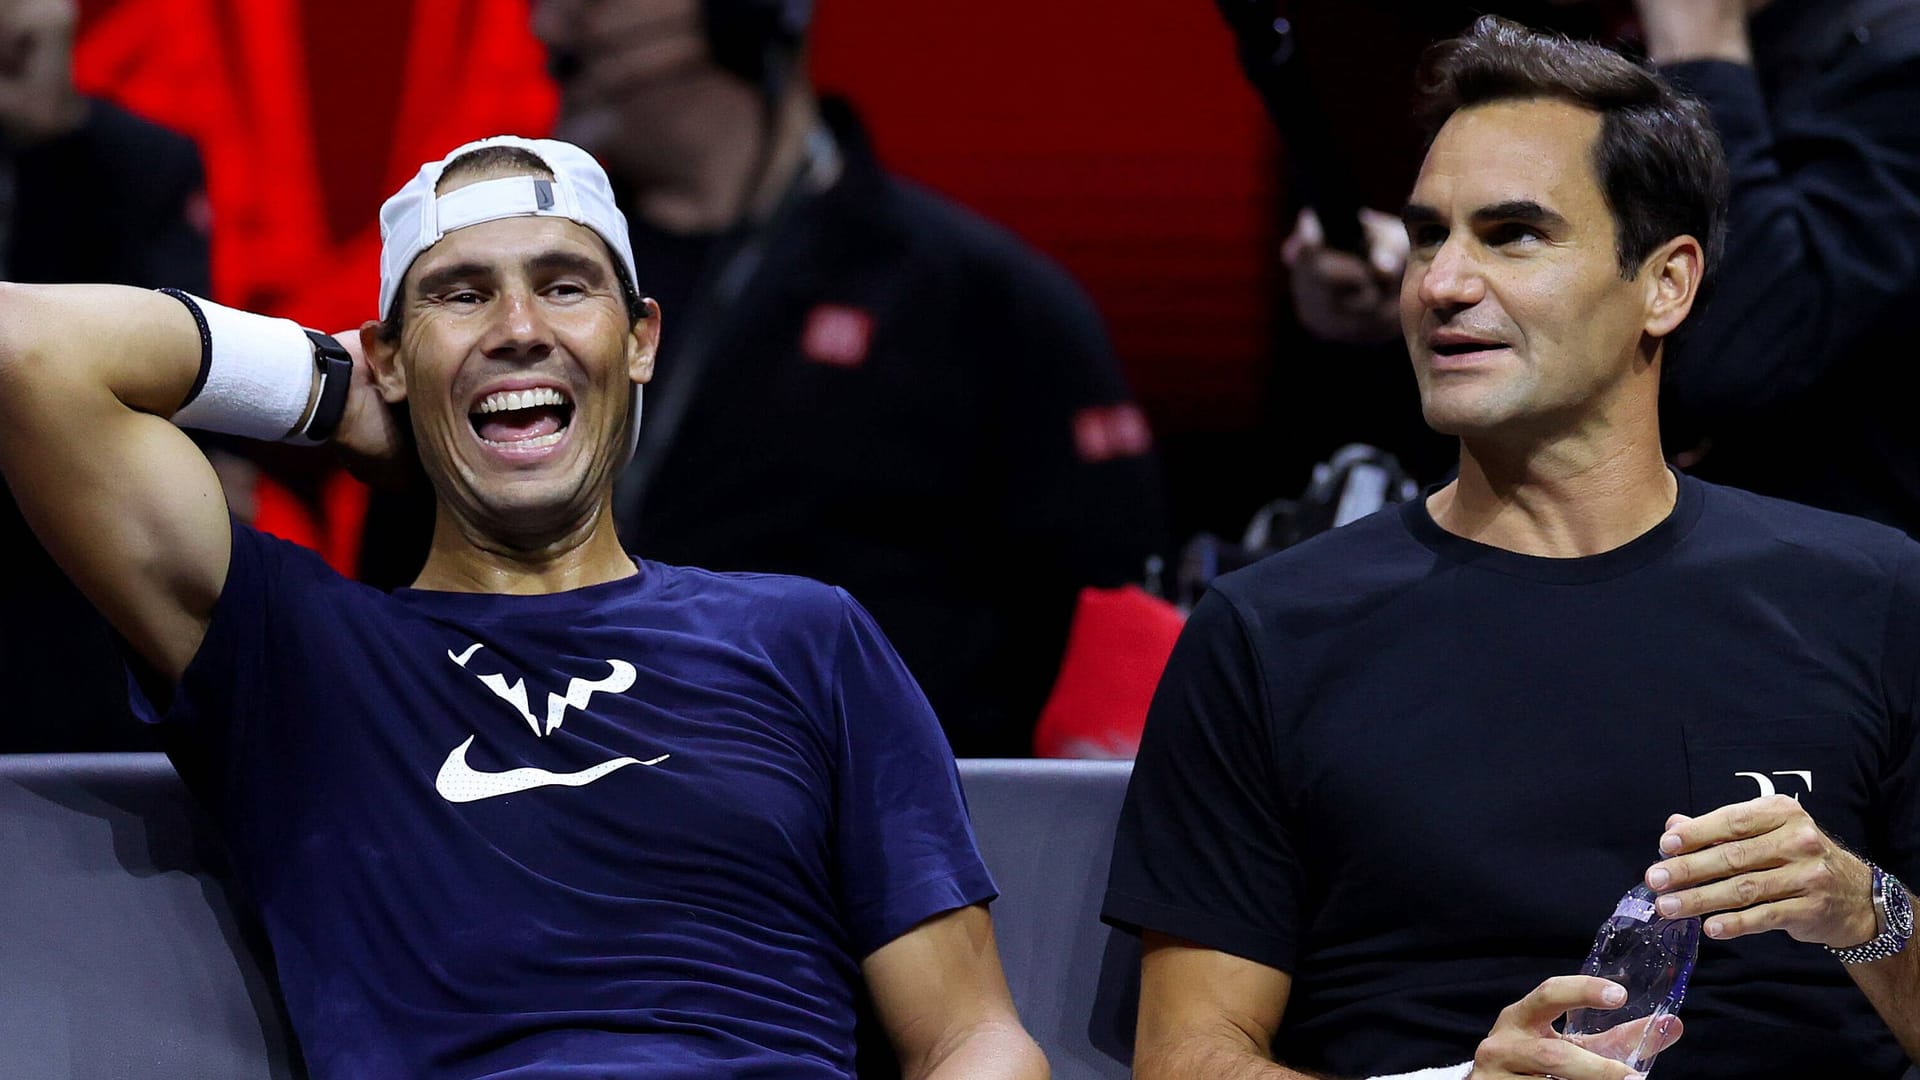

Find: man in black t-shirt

[1106,17,1920,1080]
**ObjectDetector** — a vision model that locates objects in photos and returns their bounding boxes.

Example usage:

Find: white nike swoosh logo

[434,735,670,804]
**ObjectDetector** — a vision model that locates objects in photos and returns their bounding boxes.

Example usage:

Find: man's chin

[467,493,600,548]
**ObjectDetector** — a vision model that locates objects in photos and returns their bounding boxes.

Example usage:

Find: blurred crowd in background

[2,0,1915,758]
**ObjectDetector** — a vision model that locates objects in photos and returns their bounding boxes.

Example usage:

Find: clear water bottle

[1561,882,1700,1075]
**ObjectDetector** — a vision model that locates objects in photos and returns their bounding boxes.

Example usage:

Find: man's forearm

[0,283,205,418]
[1133,1030,1323,1080]
[915,1018,1048,1080]
[1847,910,1920,1063]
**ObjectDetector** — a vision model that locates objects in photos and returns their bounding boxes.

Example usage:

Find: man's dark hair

[1417,15,1728,283]
[379,145,645,341]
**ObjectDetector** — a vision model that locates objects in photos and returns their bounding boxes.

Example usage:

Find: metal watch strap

[299,329,353,442]
[1830,864,1915,965]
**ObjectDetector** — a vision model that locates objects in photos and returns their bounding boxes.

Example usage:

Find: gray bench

[0,754,1137,1079]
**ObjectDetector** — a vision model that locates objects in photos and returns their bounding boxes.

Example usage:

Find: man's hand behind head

[332,324,419,492]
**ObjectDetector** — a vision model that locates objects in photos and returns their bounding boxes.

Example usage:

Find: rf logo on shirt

[1735,770,1814,800]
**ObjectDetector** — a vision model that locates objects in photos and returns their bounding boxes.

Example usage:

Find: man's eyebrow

[1401,204,1442,229]
[1470,200,1569,230]
[413,262,493,298]
[413,251,613,299]
[527,251,611,284]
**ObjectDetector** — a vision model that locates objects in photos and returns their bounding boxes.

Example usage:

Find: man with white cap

[0,135,1047,1079]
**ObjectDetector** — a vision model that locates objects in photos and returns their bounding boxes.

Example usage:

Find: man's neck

[413,503,637,595]
[1430,429,1678,559]
[628,88,822,235]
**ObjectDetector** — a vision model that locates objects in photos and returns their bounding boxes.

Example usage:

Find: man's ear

[627,298,660,386]
[359,321,407,403]
[1642,234,1704,340]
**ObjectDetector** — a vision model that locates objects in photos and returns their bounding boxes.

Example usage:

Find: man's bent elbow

[0,282,45,398]
[914,1017,1048,1080]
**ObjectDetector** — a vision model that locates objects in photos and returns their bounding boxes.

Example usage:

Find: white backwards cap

[378,135,645,463]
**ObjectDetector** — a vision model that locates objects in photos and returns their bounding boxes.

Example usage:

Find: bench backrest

[0,754,1137,1079]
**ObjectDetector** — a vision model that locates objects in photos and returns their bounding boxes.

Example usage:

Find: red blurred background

[71,0,1278,439]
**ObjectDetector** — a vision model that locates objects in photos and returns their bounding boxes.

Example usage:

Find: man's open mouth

[470,387,575,449]
[1431,340,1506,358]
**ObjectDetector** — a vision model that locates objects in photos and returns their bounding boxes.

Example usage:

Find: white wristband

[162,290,318,442]
[1368,1064,1471,1080]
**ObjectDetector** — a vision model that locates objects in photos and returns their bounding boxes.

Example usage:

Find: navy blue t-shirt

[141,524,996,1078]
[1106,474,1920,1077]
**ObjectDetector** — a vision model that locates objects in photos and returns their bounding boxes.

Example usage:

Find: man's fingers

[1649,798,1877,947]
[1651,799,1819,888]
[1295,207,1325,249]
[1567,1013,1683,1062]
[1503,975,1627,1031]
[1307,250,1378,294]
[1652,862,1809,920]
[1476,1028,1644,1080]
[1658,794,1798,855]
[1358,206,1410,277]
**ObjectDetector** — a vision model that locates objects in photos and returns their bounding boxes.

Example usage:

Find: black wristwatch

[299,329,353,442]
[1830,863,1915,965]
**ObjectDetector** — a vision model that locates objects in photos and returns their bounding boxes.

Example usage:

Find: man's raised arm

[0,284,256,682]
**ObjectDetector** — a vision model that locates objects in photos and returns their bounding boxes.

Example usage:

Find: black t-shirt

[1105,474,1920,1077]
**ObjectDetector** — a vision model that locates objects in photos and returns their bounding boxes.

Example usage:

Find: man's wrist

[1829,864,1915,964]
[296,330,352,443]
[158,290,342,443]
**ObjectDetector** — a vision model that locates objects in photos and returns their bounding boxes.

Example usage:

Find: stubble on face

[391,215,643,552]
[1399,98,1659,446]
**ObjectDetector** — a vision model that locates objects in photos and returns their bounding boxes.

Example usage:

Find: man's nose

[483,289,555,361]
[1415,237,1486,313]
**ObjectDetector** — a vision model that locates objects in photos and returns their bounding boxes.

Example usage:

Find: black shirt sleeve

[1661,50,1920,415]
[1102,586,1302,973]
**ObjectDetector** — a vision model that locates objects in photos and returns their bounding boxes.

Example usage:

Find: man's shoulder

[232,522,369,596]
[1691,477,1917,578]
[643,561,850,627]
[1207,505,1431,631]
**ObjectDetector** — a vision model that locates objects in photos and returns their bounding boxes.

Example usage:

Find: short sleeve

[1103,586,1303,973]
[1876,540,1920,882]
[830,589,998,956]
[126,522,293,805]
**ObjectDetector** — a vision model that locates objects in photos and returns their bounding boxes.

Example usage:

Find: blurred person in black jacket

[360,0,1167,757]
[0,0,211,752]
[1646,0,1920,536]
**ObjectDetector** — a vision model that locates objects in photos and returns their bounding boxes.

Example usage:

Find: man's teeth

[475,387,569,413]
[481,430,566,448]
